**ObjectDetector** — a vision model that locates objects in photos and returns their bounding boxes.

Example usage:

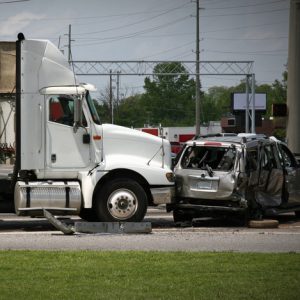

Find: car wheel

[95,178,147,222]
[295,210,300,218]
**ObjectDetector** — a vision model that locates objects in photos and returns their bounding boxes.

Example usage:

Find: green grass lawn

[0,251,299,300]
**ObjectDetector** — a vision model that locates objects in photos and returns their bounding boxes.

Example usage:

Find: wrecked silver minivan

[168,134,300,223]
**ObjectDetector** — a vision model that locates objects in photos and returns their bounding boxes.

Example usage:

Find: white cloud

[0,12,45,36]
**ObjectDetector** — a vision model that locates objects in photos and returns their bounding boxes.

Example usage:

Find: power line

[0,0,29,4]
[95,20,286,40]
[71,20,288,47]
[61,20,287,46]
[205,49,288,56]
[137,41,194,60]
[65,33,288,43]
[200,7,288,17]
[72,16,191,47]
[201,21,287,33]
[166,50,194,61]
[203,36,288,41]
[204,0,287,10]
[72,2,190,36]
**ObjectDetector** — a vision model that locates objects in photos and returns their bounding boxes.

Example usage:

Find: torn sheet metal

[74,221,152,234]
[44,209,152,235]
[44,209,75,235]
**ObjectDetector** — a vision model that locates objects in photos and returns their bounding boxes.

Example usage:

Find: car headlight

[166,172,175,182]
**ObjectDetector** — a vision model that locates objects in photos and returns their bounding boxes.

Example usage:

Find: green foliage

[202,86,233,123]
[114,94,145,127]
[94,65,287,128]
[141,62,197,127]
[0,251,299,300]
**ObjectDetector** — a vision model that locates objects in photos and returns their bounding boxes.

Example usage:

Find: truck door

[46,95,90,169]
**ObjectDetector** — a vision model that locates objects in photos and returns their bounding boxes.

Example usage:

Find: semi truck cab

[0,34,174,221]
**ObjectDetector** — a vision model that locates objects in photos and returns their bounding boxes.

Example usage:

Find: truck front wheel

[94,178,148,222]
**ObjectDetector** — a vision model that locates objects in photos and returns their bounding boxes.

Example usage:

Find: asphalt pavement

[0,207,299,252]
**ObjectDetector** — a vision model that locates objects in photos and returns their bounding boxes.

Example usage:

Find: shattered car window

[278,144,297,168]
[246,148,258,172]
[261,145,279,170]
[181,146,236,171]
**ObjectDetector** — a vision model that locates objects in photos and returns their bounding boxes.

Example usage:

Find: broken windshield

[181,146,236,171]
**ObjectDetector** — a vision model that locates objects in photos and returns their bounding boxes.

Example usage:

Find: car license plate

[191,180,213,190]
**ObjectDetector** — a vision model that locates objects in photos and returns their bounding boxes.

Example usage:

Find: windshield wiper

[205,164,214,177]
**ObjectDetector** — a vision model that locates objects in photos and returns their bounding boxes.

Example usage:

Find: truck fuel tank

[14,181,81,216]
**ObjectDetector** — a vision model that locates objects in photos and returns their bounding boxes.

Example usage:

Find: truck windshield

[86,92,101,125]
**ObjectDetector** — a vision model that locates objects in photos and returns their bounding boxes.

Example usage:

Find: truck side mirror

[73,95,83,133]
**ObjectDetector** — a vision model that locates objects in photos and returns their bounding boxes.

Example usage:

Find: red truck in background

[139,124,221,155]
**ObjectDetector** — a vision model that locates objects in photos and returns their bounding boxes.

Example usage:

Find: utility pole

[68,24,72,63]
[109,70,113,124]
[195,0,201,137]
[65,24,75,64]
[116,71,120,118]
[58,35,61,49]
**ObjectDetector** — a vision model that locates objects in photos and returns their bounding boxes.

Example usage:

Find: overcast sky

[0,0,289,97]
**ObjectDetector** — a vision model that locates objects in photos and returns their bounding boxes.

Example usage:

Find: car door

[253,143,284,208]
[278,143,300,205]
[46,95,91,169]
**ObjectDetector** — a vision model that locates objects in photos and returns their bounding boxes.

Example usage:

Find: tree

[141,62,197,127]
[202,86,232,123]
[94,86,110,124]
[114,94,145,127]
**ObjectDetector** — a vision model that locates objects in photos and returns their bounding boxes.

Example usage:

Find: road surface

[0,207,299,252]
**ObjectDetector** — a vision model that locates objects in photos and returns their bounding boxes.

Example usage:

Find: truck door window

[49,96,74,126]
[49,96,87,127]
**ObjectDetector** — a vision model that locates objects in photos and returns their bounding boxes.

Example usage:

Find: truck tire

[94,178,147,222]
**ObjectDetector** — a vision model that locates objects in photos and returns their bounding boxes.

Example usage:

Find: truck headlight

[166,172,175,182]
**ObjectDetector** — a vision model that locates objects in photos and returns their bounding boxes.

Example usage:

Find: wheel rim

[107,188,138,220]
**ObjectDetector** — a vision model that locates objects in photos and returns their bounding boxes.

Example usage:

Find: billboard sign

[232,93,267,111]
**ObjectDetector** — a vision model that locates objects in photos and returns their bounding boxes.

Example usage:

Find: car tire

[94,178,148,222]
[295,211,300,218]
[248,219,279,228]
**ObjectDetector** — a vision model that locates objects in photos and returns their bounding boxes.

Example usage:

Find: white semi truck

[0,34,174,221]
